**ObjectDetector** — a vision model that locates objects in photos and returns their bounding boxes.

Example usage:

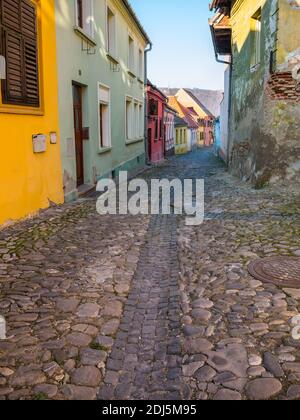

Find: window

[138,48,143,80]
[138,103,143,138]
[126,97,133,140]
[107,6,116,57]
[160,118,164,139]
[134,101,138,138]
[0,0,39,107]
[98,85,111,148]
[155,118,159,140]
[76,0,94,38]
[77,0,83,28]
[128,35,135,73]
[251,9,261,68]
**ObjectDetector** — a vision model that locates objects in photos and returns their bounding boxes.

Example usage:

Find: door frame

[72,82,85,187]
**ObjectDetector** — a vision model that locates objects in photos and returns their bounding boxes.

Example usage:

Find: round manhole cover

[248,257,300,288]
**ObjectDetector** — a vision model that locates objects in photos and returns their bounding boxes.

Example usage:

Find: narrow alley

[0,148,299,401]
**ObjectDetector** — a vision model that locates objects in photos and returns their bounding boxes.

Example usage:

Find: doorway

[148,127,152,162]
[72,84,84,187]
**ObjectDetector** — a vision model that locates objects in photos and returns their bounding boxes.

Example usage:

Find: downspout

[144,42,153,165]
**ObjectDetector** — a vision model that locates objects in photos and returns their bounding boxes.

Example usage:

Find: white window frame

[138,47,144,80]
[75,0,95,39]
[138,102,143,138]
[251,9,261,69]
[106,2,117,58]
[98,83,111,149]
[128,33,135,74]
[126,96,134,140]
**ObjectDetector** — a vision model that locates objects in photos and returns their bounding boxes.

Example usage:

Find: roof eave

[122,0,152,45]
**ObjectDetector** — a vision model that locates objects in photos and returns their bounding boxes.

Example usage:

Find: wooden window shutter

[0,0,39,107]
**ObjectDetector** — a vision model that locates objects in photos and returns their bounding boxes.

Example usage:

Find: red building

[146,81,167,163]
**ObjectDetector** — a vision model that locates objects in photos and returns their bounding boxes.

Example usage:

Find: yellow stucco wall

[0,0,63,226]
[176,89,208,119]
[231,0,267,53]
[277,0,300,68]
[175,127,189,155]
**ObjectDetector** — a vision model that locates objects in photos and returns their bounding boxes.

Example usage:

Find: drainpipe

[144,42,152,165]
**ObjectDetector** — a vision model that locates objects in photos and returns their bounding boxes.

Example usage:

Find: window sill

[126,138,144,145]
[0,103,44,116]
[106,53,119,65]
[74,26,97,47]
[98,147,112,155]
[138,77,144,85]
[127,70,137,79]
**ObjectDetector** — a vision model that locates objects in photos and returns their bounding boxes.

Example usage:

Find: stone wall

[229,0,300,188]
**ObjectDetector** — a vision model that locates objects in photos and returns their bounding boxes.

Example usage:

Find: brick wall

[266,72,300,102]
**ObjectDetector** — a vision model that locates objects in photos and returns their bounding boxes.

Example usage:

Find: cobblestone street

[0,148,300,400]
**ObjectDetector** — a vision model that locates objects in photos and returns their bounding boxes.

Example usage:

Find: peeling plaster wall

[229,0,300,187]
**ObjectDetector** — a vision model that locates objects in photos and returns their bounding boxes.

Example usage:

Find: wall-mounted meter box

[32,134,47,153]
[50,132,57,144]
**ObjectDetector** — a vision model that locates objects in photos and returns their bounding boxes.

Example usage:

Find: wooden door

[73,84,84,187]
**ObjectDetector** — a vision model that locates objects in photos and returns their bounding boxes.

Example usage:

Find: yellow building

[210,0,300,186]
[175,116,189,155]
[0,0,64,226]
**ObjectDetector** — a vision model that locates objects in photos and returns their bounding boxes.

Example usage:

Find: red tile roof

[168,97,199,130]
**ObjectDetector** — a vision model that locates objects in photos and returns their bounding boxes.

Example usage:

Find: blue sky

[130,0,224,91]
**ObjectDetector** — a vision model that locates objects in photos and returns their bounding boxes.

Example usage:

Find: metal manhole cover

[248,257,300,288]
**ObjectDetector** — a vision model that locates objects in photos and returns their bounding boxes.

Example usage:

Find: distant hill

[160,87,224,118]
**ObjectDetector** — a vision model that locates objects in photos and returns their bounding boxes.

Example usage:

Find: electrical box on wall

[0,55,6,79]
[50,132,57,144]
[32,134,47,153]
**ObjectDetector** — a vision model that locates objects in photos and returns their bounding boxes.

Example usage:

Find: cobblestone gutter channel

[99,214,187,400]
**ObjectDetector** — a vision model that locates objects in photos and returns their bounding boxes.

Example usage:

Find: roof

[168,97,199,130]
[175,115,188,127]
[185,88,224,118]
[187,107,198,116]
[160,87,223,117]
[183,89,215,117]
[122,0,151,45]
[209,0,232,11]
[209,10,232,56]
[165,103,178,115]
[147,80,167,100]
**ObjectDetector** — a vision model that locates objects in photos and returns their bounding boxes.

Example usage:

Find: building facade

[55,0,151,201]
[164,104,177,157]
[0,0,64,226]
[146,81,166,163]
[175,116,189,155]
[210,0,300,187]
[175,88,216,147]
[168,96,199,151]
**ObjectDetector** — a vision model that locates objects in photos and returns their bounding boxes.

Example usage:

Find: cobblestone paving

[0,201,150,400]
[99,215,184,400]
[176,150,300,401]
[0,147,300,400]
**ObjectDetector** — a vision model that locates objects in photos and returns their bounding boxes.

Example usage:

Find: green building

[55,0,151,201]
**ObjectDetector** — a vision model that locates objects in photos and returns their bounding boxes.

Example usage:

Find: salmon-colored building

[146,81,167,163]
